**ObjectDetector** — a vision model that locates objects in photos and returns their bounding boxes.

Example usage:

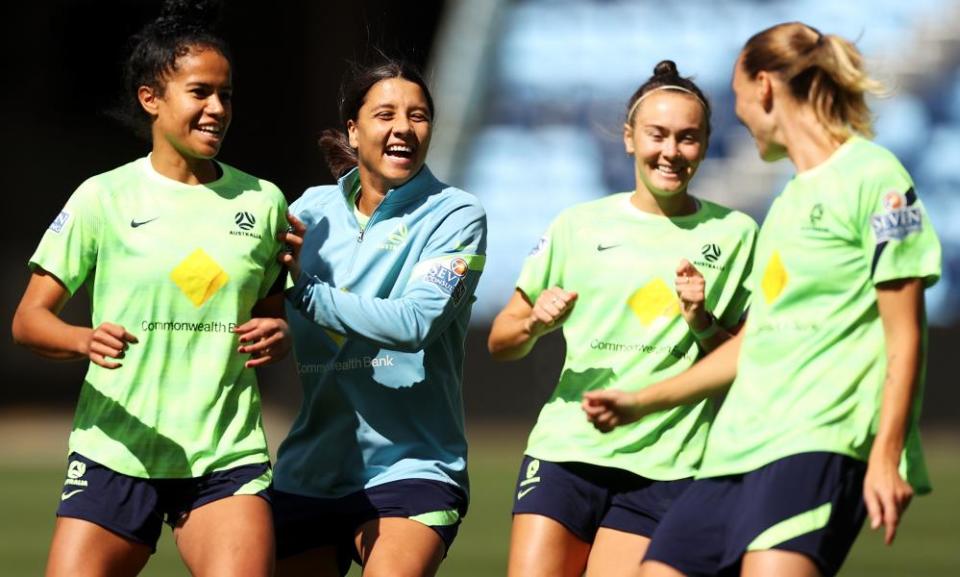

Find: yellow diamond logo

[170,248,229,307]
[761,251,788,304]
[628,278,680,326]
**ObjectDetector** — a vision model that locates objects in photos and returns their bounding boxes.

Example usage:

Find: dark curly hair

[111,0,230,138]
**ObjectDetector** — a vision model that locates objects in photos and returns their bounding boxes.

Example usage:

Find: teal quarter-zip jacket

[276,165,486,498]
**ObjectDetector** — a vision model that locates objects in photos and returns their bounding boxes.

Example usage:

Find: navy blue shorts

[645,452,867,577]
[272,479,468,575]
[511,455,692,543]
[55,452,272,551]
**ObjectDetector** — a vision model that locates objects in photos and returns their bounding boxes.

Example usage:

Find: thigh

[742,549,822,577]
[175,495,273,577]
[359,478,468,555]
[354,517,445,577]
[584,527,650,577]
[46,517,152,577]
[508,514,591,577]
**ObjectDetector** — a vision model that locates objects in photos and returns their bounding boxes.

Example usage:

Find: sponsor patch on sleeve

[528,236,549,257]
[871,191,922,242]
[422,257,469,302]
[49,210,70,234]
[414,254,484,305]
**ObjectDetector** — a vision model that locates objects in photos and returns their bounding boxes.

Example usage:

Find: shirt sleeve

[515,212,566,304]
[258,187,289,299]
[286,200,487,352]
[28,179,101,294]
[856,162,942,287]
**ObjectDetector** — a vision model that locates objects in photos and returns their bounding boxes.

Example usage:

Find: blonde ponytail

[741,22,885,140]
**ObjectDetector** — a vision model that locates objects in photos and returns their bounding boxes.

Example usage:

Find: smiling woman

[624,62,711,215]
[140,48,232,181]
[10,1,290,575]
[271,60,487,577]
[348,77,433,205]
[486,60,758,577]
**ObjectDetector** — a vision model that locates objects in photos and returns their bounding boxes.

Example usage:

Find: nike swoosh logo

[596,244,620,251]
[60,489,84,501]
[517,486,537,500]
[130,218,158,228]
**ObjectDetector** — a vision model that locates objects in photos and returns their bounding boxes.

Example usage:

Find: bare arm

[12,270,136,368]
[864,278,923,546]
[487,288,577,361]
[582,328,743,431]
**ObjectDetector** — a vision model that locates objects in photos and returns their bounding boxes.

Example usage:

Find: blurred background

[1,1,957,575]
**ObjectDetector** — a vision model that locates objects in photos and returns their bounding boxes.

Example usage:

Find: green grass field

[1,418,957,576]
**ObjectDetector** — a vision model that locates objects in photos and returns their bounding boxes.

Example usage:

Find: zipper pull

[357,228,364,242]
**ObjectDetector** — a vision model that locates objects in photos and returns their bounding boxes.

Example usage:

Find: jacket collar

[337,165,441,210]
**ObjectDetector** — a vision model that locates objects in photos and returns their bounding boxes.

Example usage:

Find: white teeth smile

[386,145,413,154]
[197,126,221,135]
[657,166,680,176]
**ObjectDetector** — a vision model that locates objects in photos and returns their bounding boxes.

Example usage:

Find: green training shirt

[699,137,942,493]
[30,157,287,478]
[517,193,757,480]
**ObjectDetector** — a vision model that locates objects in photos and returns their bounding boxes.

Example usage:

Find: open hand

[864,456,914,545]
[235,317,291,368]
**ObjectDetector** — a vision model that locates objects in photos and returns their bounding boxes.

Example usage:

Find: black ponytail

[318,129,359,181]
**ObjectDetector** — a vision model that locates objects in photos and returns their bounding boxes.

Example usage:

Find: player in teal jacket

[273,60,487,577]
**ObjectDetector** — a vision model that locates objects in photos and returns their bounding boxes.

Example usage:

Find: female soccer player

[272,60,487,577]
[584,22,942,577]
[487,61,757,577]
[11,1,289,575]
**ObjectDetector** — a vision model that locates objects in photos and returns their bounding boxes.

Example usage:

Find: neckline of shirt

[792,136,860,182]
[620,192,705,222]
[337,164,438,207]
[140,154,231,189]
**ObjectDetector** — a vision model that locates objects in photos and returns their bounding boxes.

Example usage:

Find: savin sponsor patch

[871,190,922,242]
